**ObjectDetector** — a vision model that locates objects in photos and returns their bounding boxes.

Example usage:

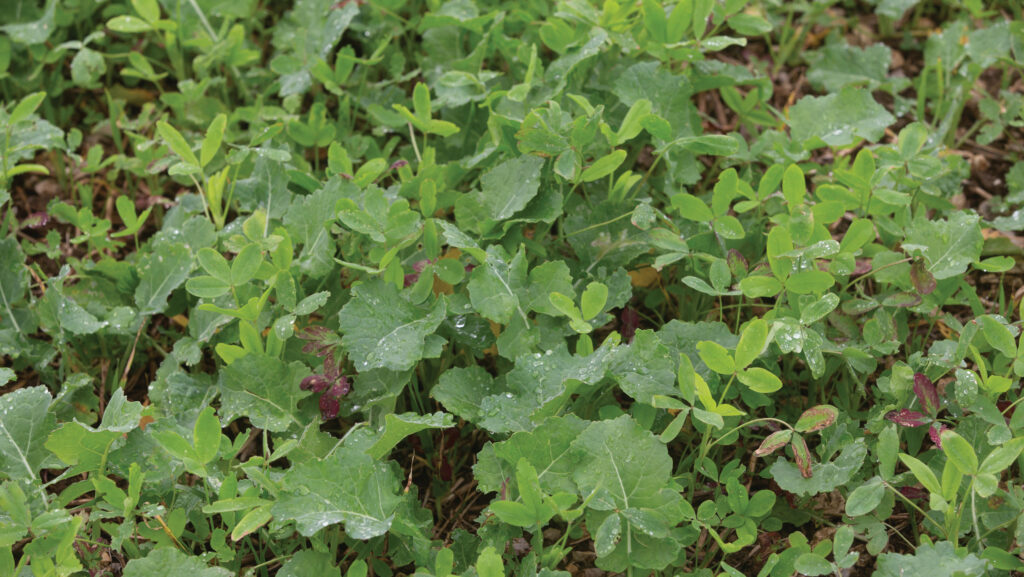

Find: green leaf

[737,367,782,394]
[218,355,311,432]
[123,548,232,577]
[874,541,990,577]
[571,415,683,570]
[0,238,28,327]
[201,114,227,169]
[107,15,152,33]
[580,282,608,321]
[734,318,767,369]
[273,446,402,539]
[0,387,56,483]
[739,275,782,298]
[806,42,891,92]
[365,411,454,460]
[845,476,885,516]
[231,244,263,286]
[980,315,1016,358]
[477,155,545,221]
[525,261,574,316]
[795,553,834,576]
[278,550,341,577]
[157,121,200,168]
[789,86,895,147]
[671,193,713,222]
[9,92,45,125]
[770,442,867,496]
[941,430,978,475]
[594,512,622,557]
[467,246,528,325]
[898,453,941,494]
[903,212,983,280]
[697,341,735,375]
[786,270,835,295]
[475,547,504,577]
[338,280,446,371]
[231,505,273,541]
[581,150,627,182]
[135,242,192,315]
[186,276,231,299]
[485,415,589,495]
[193,406,221,465]
[979,437,1024,476]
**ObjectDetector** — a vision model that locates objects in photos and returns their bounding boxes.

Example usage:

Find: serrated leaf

[0,387,56,483]
[477,155,545,220]
[338,280,446,371]
[218,355,311,432]
[273,446,402,538]
[903,212,983,280]
[122,548,232,577]
[789,86,895,147]
[770,442,867,496]
[365,411,454,460]
[135,242,192,315]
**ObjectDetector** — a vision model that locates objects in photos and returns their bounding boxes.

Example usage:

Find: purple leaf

[913,373,940,416]
[300,374,330,393]
[620,308,640,343]
[885,409,928,428]
[319,394,340,420]
[898,486,928,500]
[928,423,949,448]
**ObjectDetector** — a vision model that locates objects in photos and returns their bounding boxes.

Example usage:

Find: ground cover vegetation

[0,0,1023,574]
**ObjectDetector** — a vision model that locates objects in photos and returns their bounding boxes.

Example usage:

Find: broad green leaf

[135,242,192,315]
[734,318,767,369]
[739,275,782,298]
[786,270,835,294]
[770,442,867,496]
[486,415,589,495]
[594,512,622,557]
[874,542,990,577]
[979,315,1016,358]
[9,92,46,125]
[0,238,28,328]
[278,550,341,577]
[0,387,56,483]
[789,86,895,147]
[806,42,891,92]
[800,293,840,325]
[616,99,652,144]
[903,211,983,280]
[338,280,446,371]
[845,476,885,516]
[580,282,608,321]
[193,406,221,465]
[467,246,528,325]
[795,553,834,576]
[941,430,978,475]
[365,411,454,460]
[218,355,311,432]
[671,193,713,222]
[979,438,1024,476]
[737,367,782,394]
[273,446,402,539]
[525,260,574,316]
[107,15,152,33]
[477,155,545,221]
[123,547,232,577]
[697,341,735,375]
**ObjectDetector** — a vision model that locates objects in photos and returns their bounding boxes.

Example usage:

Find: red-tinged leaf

[910,260,936,295]
[794,405,839,433]
[885,409,928,428]
[755,429,793,456]
[300,374,330,393]
[913,373,940,416]
[791,434,813,478]
[928,423,949,448]
[319,394,340,420]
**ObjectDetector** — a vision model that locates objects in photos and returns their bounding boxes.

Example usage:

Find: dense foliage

[1,0,1023,575]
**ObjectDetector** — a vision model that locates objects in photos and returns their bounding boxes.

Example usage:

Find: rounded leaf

[794,405,839,433]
